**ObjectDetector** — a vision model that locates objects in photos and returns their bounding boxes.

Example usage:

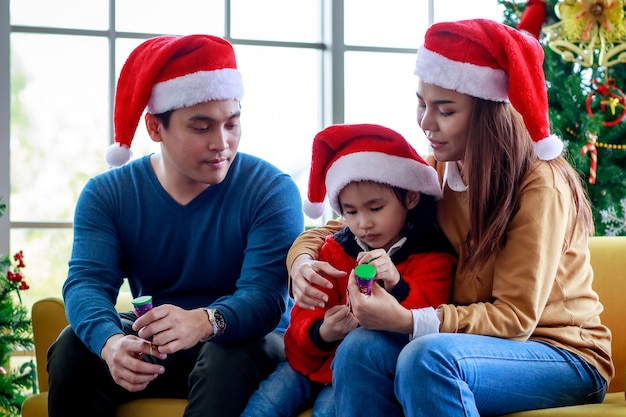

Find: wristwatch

[201,308,226,341]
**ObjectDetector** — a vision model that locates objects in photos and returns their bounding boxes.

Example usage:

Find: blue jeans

[332,329,606,417]
[241,360,335,417]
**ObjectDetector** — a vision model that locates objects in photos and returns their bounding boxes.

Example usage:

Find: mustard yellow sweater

[287,160,613,385]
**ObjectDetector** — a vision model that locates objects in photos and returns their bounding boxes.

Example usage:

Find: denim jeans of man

[242,360,334,417]
[332,329,606,417]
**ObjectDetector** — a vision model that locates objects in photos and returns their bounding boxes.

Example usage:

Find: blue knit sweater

[64,153,303,355]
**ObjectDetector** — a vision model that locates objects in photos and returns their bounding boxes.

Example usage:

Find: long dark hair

[462,98,593,273]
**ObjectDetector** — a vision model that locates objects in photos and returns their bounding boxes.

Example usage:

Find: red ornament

[586,78,626,127]
[580,132,598,185]
[517,0,546,39]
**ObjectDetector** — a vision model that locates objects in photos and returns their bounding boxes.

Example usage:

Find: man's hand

[318,304,358,343]
[132,304,213,353]
[100,334,166,392]
[291,254,346,310]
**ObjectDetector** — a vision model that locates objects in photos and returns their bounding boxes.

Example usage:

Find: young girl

[287,19,613,416]
[242,123,456,417]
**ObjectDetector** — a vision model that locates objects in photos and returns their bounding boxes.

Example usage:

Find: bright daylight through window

[1,0,503,310]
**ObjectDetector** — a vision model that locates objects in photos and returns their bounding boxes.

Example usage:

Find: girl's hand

[357,249,400,290]
[318,304,358,343]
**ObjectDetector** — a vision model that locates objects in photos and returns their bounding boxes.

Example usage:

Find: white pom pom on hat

[107,34,244,167]
[304,123,442,219]
[414,18,563,160]
[302,199,326,219]
[105,143,133,168]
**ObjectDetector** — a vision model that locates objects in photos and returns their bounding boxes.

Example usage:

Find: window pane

[434,0,505,22]
[344,0,427,48]
[10,0,109,30]
[12,228,73,312]
[233,45,322,203]
[344,51,428,155]
[10,34,109,222]
[116,0,224,35]
[231,0,322,43]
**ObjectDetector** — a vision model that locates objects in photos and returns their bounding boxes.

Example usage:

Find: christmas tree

[499,0,626,235]
[0,198,34,417]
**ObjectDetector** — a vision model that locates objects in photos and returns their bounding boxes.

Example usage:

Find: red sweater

[284,231,456,384]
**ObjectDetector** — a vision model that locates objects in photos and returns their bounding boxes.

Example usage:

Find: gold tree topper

[542,0,626,67]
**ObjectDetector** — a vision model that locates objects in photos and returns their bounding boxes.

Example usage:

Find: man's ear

[405,191,421,210]
[145,113,162,143]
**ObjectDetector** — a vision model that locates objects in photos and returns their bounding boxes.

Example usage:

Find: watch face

[213,310,226,331]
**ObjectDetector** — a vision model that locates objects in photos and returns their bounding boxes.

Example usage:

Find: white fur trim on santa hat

[324,151,442,215]
[415,47,509,102]
[303,199,326,219]
[147,68,244,114]
[105,143,133,168]
[535,134,564,160]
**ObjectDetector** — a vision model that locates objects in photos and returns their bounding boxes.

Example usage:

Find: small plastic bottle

[131,295,155,346]
[131,295,153,317]
[355,264,376,296]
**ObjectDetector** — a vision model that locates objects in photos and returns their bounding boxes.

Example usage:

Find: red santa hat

[303,123,442,219]
[105,34,244,167]
[414,18,563,160]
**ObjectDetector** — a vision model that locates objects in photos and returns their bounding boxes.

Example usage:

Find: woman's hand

[291,254,347,309]
[347,270,413,333]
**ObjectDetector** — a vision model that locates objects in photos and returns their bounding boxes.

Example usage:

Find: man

[47,34,303,417]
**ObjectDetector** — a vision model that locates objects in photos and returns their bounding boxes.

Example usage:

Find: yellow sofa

[21,236,626,416]
[20,293,313,417]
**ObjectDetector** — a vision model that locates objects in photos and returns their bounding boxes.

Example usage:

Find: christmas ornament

[542,0,626,67]
[580,131,599,184]
[518,0,548,39]
[566,126,626,186]
[585,78,626,125]
[600,197,626,235]
[566,126,626,149]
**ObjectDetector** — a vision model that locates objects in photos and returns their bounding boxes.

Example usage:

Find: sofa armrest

[31,297,68,392]
[589,236,626,393]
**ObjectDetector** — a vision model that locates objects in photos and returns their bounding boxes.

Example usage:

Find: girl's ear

[145,113,163,143]
[405,191,421,210]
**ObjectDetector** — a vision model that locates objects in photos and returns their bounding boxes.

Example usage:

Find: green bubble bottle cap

[131,295,152,307]
[355,264,376,280]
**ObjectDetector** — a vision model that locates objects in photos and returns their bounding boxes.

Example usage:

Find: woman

[287,19,613,416]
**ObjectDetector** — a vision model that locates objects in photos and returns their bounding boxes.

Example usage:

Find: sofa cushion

[501,392,625,416]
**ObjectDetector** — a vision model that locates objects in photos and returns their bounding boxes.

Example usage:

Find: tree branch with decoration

[0,197,34,417]
[499,0,626,235]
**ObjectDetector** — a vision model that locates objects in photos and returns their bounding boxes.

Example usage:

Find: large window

[0,0,504,309]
